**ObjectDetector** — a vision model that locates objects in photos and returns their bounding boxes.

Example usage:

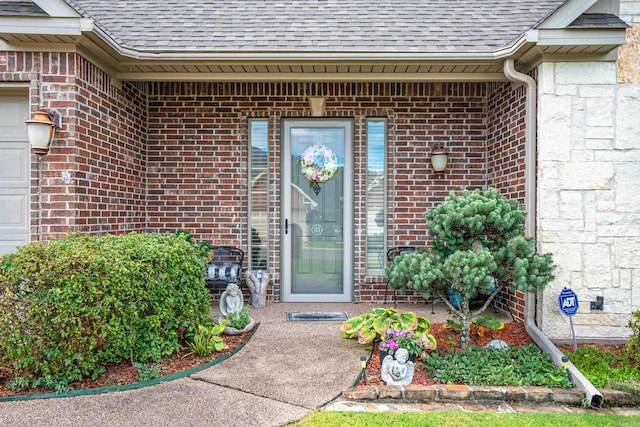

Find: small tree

[386,188,555,349]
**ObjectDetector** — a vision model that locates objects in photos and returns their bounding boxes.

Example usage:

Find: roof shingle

[63,0,566,54]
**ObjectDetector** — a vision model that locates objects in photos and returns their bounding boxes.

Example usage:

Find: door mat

[286,311,349,321]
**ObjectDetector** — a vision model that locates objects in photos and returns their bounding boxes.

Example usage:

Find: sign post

[558,288,579,350]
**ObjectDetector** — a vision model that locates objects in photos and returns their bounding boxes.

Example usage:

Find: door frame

[281,118,353,302]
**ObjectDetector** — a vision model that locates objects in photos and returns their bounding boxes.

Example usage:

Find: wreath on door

[299,144,338,184]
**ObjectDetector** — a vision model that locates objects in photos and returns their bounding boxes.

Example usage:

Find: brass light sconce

[26,109,62,155]
[430,142,449,176]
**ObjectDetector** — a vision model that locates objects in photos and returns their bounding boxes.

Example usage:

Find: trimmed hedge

[0,232,211,391]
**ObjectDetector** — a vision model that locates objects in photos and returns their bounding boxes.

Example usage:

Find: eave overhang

[0,7,629,83]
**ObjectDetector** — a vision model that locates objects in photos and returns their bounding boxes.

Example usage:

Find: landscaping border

[0,323,259,402]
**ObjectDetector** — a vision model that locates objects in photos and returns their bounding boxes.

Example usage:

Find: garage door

[0,90,30,256]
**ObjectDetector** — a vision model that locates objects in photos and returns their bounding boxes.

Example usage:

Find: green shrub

[626,310,640,364]
[421,344,573,388]
[0,232,211,391]
[223,305,252,330]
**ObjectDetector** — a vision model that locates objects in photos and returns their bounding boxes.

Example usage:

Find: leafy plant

[626,309,640,365]
[386,189,555,349]
[421,344,573,388]
[340,308,437,352]
[564,345,640,391]
[0,232,211,392]
[188,324,226,357]
[223,305,252,330]
[445,314,505,338]
[133,362,159,382]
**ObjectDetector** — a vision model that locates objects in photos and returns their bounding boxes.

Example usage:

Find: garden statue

[245,270,268,309]
[220,282,244,316]
[381,348,414,386]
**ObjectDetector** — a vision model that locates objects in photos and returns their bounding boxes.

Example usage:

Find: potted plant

[378,328,424,363]
[219,305,255,335]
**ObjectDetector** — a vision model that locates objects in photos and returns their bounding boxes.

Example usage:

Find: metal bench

[205,246,245,289]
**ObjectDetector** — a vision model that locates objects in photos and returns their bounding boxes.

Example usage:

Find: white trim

[282,119,353,303]
[114,72,509,82]
[34,0,81,17]
[0,17,83,36]
[538,0,599,29]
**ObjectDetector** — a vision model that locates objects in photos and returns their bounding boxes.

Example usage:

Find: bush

[0,232,211,391]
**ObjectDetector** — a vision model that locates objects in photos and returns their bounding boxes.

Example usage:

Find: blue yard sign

[558,287,579,349]
[558,288,579,316]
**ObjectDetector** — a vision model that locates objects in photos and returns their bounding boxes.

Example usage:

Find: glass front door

[282,120,353,302]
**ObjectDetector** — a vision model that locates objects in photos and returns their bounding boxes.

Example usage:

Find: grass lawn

[292,411,640,427]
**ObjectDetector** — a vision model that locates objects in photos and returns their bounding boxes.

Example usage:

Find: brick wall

[145,82,496,304]
[1,52,529,318]
[487,81,528,321]
[0,51,148,239]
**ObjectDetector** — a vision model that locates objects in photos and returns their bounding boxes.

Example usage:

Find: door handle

[285,219,288,235]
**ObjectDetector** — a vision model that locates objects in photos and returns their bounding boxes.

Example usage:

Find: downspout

[503,59,603,408]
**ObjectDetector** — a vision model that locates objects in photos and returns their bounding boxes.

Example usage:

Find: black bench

[205,246,244,289]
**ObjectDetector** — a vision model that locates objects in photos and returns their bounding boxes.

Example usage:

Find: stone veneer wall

[537,61,640,340]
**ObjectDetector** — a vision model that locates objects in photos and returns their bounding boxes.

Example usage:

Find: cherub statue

[381,348,414,386]
[220,282,243,316]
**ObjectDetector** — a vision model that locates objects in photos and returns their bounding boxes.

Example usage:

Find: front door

[282,119,353,302]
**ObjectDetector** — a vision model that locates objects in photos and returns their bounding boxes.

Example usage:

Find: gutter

[502,59,604,408]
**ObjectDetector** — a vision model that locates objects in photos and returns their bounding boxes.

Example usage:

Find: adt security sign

[559,288,579,316]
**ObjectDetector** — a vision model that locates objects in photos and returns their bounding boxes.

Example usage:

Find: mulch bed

[357,322,535,387]
[0,331,252,398]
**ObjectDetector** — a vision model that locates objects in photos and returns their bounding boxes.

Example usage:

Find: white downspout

[503,59,603,408]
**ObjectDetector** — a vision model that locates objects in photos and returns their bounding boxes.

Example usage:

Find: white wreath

[299,144,338,184]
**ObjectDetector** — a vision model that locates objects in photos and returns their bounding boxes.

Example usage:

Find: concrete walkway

[0,302,443,427]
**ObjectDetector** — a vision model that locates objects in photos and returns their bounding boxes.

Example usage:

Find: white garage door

[0,90,30,256]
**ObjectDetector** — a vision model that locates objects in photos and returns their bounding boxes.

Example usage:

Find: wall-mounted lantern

[26,109,62,155]
[430,142,449,175]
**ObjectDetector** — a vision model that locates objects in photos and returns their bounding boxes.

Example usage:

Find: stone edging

[342,385,640,407]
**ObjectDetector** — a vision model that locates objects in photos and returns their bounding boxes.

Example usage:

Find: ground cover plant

[386,188,555,349]
[0,232,212,393]
[560,309,640,397]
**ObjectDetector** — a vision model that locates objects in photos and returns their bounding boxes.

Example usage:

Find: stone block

[525,386,553,402]
[615,163,640,213]
[342,386,379,400]
[601,389,640,407]
[540,62,555,94]
[545,242,582,271]
[403,385,436,401]
[470,386,505,401]
[437,384,472,400]
[585,125,615,139]
[551,387,585,405]
[616,86,640,150]
[377,386,405,400]
[583,243,612,278]
[595,190,615,212]
[574,313,622,326]
[585,138,614,150]
[585,97,614,127]
[614,237,640,269]
[504,386,527,401]
[559,162,614,190]
[559,191,584,220]
[538,95,572,161]
[579,86,616,98]
[555,63,618,85]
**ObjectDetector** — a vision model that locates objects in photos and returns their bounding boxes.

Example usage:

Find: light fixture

[308,97,326,117]
[26,109,62,155]
[430,142,449,175]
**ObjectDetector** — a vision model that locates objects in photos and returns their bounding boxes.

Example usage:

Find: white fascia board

[538,0,599,29]
[0,16,83,36]
[33,0,81,17]
[537,28,627,46]
[113,71,508,82]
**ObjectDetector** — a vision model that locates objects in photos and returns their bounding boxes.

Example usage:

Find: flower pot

[217,316,256,335]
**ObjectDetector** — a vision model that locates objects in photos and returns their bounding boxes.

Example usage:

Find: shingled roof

[64,0,565,54]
